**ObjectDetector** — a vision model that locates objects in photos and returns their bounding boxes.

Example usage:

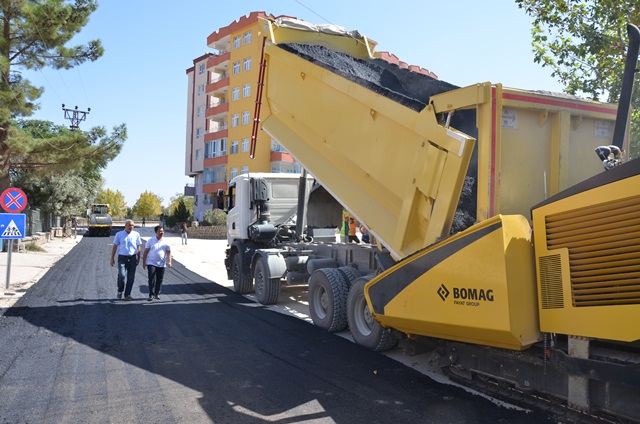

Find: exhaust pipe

[612,23,640,150]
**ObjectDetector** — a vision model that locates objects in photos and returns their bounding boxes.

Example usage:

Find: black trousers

[147,265,166,297]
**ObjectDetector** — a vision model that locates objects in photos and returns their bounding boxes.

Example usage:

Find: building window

[196,128,203,138]
[242,83,250,98]
[204,164,227,184]
[243,31,252,44]
[233,35,241,49]
[241,165,249,175]
[243,57,251,71]
[241,138,249,152]
[271,161,301,174]
[197,84,204,95]
[232,87,240,101]
[198,63,205,74]
[197,105,204,117]
[231,114,239,127]
[203,193,210,205]
[271,139,285,152]
[231,140,239,154]
[242,111,250,125]
[205,138,227,158]
[195,149,202,160]
[230,167,238,180]
[232,61,240,75]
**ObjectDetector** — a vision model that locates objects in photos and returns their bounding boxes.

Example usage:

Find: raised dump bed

[261,18,618,261]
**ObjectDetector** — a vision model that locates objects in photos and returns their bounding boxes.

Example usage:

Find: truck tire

[232,254,253,294]
[336,266,359,288]
[254,257,280,305]
[347,276,398,352]
[308,268,349,332]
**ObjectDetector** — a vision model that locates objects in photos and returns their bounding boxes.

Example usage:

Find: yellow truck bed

[260,19,618,261]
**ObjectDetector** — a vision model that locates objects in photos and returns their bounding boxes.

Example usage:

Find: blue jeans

[117,255,138,297]
[181,232,188,244]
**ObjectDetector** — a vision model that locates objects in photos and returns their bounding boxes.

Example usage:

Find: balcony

[206,101,229,119]
[271,151,294,162]
[207,75,229,95]
[205,127,228,142]
[207,51,230,68]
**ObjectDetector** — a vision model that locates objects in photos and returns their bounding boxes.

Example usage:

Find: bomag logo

[437,284,494,306]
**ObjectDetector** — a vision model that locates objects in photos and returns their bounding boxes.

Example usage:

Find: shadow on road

[0,237,554,423]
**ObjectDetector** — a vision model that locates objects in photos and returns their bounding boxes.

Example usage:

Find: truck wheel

[347,276,398,352]
[308,268,349,332]
[232,254,253,294]
[254,257,280,305]
[336,266,359,288]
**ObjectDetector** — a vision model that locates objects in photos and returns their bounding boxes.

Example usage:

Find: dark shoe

[148,296,153,301]
[117,292,122,299]
[153,295,160,300]
[124,295,133,301]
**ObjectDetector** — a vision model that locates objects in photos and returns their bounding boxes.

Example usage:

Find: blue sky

[25,0,566,207]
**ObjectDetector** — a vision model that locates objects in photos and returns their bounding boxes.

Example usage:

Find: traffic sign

[0,188,27,213]
[0,213,26,239]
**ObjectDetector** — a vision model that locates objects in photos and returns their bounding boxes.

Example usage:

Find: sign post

[1,188,28,291]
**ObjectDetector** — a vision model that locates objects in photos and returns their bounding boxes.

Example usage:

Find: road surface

[0,235,562,423]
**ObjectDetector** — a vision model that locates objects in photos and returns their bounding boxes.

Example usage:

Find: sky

[24,0,566,207]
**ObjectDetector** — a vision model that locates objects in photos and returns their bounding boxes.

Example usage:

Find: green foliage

[132,191,162,219]
[16,172,88,216]
[204,208,227,226]
[165,214,177,229]
[9,119,125,215]
[96,188,127,217]
[516,0,640,158]
[167,193,194,216]
[173,199,190,223]
[0,0,118,194]
[25,243,46,252]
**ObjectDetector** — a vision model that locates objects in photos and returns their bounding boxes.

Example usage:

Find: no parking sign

[1,187,27,213]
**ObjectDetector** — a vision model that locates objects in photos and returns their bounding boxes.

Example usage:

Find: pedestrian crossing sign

[0,213,26,239]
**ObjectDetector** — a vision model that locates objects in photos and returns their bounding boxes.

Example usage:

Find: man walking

[110,219,142,300]
[142,225,172,301]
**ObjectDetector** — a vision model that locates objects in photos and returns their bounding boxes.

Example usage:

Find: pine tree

[0,1,124,191]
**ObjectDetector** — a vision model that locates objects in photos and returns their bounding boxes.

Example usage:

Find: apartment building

[185,12,299,221]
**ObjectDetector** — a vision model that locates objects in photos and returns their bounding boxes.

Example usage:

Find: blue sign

[0,213,26,239]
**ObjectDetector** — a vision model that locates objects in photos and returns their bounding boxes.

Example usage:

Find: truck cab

[226,173,314,246]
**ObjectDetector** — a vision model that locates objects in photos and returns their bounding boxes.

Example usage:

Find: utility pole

[62,104,90,130]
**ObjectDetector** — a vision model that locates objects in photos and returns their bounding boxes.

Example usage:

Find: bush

[165,214,177,229]
[204,208,226,226]
[25,243,46,252]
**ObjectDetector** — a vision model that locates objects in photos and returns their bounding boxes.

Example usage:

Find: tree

[11,119,124,212]
[516,0,640,157]
[167,193,194,217]
[0,0,122,191]
[173,199,190,223]
[132,191,162,220]
[96,188,127,217]
[16,171,89,216]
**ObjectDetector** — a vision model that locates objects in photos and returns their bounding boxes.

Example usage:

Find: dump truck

[87,203,112,237]
[224,18,640,421]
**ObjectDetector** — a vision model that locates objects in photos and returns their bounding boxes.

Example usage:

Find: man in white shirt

[142,225,172,301]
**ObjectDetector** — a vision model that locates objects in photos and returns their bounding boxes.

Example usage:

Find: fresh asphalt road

[0,235,559,424]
